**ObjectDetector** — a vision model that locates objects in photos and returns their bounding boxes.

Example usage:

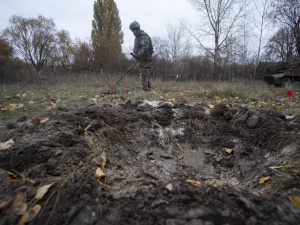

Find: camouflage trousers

[138,59,153,90]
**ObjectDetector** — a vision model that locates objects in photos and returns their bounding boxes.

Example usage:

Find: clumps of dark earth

[0,99,300,225]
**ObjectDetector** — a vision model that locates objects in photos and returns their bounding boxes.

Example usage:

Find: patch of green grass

[210,86,245,98]
[0,109,25,120]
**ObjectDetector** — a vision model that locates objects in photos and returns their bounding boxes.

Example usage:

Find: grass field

[0,74,299,121]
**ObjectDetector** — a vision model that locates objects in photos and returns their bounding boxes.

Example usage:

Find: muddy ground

[0,99,300,225]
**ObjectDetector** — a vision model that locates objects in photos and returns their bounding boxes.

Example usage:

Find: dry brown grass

[0,72,299,120]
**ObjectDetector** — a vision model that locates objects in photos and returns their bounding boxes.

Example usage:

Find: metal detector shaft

[112,60,138,88]
[130,52,138,59]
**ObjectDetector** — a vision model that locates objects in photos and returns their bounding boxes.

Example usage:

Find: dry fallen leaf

[79,96,88,100]
[289,196,300,208]
[225,148,233,154]
[75,125,85,134]
[274,106,282,111]
[18,204,41,225]
[285,115,295,119]
[30,119,41,126]
[94,167,106,181]
[40,118,49,124]
[35,183,54,200]
[9,178,35,184]
[206,92,212,98]
[2,187,28,215]
[231,109,238,116]
[177,154,184,160]
[90,98,97,104]
[259,176,270,184]
[269,165,293,170]
[186,179,201,185]
[208,104,215,109]
[0,139,14,151]
[100,153,106,170]
[9,103,24,109]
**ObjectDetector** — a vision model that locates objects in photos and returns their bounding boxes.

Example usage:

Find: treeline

[0,0,299,85]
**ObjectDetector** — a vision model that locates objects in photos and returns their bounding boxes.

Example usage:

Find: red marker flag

[286,90,293,97]
[110,85,114,92]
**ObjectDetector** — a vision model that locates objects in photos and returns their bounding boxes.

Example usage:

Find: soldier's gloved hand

[130,52,140,61]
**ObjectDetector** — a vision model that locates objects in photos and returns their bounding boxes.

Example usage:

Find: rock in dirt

[247,115,259,128]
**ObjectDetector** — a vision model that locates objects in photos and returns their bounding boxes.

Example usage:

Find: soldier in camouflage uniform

[129,21,153,91]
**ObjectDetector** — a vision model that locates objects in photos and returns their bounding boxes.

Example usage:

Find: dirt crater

[0,100,300,225]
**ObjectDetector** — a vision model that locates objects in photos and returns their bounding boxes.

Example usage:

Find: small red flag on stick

[110,85,114,92]
[286,90,293,97]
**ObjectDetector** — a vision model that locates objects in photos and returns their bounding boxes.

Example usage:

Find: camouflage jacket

[133,30,152,61]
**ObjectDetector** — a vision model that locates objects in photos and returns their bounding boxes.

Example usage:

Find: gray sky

[0,0,199,54]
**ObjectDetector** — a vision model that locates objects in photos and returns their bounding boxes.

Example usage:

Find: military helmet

[129,21,140,31]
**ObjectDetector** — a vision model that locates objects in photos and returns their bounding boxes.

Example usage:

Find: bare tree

[4,15,57,74]
[269,0,300,59]
[152,36,169,60]
[164,22,192,63]
[222,37,243,80]
[251,0,272,78]
[236,0,252,78]
[151,36,171,79]
[163,22,192,76]
[264,27,296,63]
[186,0,250,77]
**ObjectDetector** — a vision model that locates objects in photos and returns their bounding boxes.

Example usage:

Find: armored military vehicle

[264,66,300,87]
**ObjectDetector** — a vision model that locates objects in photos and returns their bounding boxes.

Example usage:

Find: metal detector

[103,53,138,94]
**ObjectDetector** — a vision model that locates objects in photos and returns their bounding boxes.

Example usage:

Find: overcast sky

[0,0,199,54]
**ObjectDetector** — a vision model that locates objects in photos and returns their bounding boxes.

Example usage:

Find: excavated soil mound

[0,100,300,225]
